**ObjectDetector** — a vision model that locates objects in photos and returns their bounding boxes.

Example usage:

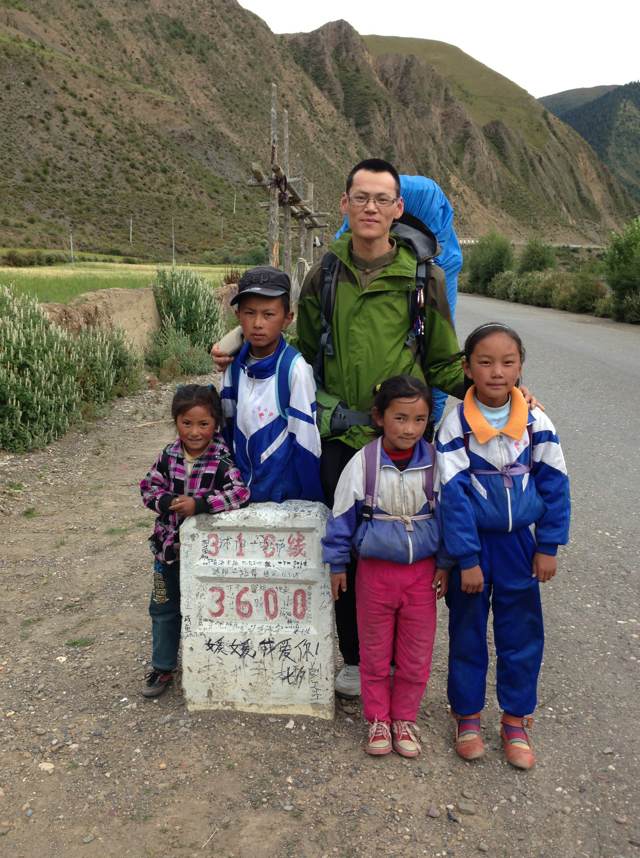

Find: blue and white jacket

[436,387,571,569]
[322,439,450,572]
[221,336,323,503]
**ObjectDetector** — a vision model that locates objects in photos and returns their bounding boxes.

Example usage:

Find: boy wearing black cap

[220,266,323,503]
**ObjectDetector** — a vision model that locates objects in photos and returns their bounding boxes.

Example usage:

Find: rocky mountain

[0,1,634,260]
[540,85,620,118]
[549,82,640,202]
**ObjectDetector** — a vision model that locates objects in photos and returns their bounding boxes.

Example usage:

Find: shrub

[604,218,640,320]
[593,294,614,318]
[565,271,607,314]
[108,327,144,395]
[487,271,518,301]
[153,268,224,351]
[620,292,640,324]
[517,239,556,274]
[145,324,213,381]
[0,286,80,451]
[0,286,144,452]
[467,232,513,294]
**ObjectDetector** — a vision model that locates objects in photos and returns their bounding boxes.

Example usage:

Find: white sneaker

[335,664,360,698]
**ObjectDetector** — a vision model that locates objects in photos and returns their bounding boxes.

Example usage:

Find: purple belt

[471,461,529,489]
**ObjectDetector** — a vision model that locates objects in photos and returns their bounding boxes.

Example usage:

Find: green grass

[22,507,38,518]
[0,262,228,303]
[65,637,95,648]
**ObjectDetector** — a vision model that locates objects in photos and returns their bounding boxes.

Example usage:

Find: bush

[153,268,224,351]
[145,324,213,381]
[565,271,607,314]
[467,232,513,294]
[0,286,143,452]
[620,292,640,324]
[593,295,614,318]
[487,271,518,301]
[0,286,80,451]
[604,218,640,319]
[517,239,556,274]
[109,327,144,396]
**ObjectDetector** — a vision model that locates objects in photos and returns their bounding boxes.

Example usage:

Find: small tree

[467,232,513,294]
[604,218,640,322]
[517,238,556,274]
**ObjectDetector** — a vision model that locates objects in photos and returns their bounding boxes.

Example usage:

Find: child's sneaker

[365,720,392,756]
[335,665,360,698]
[501,714,535,770]
[391,720,421,758]
[452,711,485,760]
[142,669,174,698]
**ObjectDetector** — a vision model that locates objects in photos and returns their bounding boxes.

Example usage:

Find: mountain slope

[0,2,633,259]
[286,25,632,239]
[540,85,620,118]
[0,0,363,259]
[559,82,640,201]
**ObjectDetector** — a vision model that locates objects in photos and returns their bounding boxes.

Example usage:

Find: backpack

[313,214,440,386]
[360,436,435,522]
[458,403,533,487]
[228,343,301,420]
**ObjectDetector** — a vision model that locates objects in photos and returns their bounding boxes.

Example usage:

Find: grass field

[0,262,232,303]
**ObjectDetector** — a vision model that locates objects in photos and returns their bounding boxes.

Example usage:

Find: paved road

[454,294,640,856]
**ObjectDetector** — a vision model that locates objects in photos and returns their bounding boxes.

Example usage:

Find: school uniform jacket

[221,336,323,503]
[322,438,451,572]
[436,387,571,569]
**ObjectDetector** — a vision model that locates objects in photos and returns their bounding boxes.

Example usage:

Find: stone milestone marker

[180,501,334,719]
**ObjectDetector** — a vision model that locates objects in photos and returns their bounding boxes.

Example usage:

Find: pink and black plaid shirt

[140,433,249,564]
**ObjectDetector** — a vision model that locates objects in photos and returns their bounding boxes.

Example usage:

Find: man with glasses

[296,158,465,698]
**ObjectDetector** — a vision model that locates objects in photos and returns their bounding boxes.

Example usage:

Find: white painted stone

[180,501,334,719]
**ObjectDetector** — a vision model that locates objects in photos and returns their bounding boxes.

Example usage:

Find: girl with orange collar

[436,322,570,769]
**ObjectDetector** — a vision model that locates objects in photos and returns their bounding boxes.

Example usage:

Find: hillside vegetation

[0,1,634,259]
[560,82,640,202]
[540,85,620,117]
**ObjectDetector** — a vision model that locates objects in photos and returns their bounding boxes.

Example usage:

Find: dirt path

[0,378,636,858]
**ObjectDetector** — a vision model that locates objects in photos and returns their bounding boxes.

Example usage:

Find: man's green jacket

[297,230,465,450]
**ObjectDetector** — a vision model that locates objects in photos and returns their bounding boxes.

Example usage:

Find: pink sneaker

[391,720,421,758]
[365,720,392,756]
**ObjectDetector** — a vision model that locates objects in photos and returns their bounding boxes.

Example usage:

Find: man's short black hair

[345,159,401,196]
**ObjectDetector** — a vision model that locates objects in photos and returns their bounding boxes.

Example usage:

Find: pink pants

[356,555,437,724]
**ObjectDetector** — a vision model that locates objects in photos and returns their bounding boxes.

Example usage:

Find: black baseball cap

[231,266,291,305]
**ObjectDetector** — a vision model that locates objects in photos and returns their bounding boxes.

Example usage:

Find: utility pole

[267,83,279,268]
[282,108,291,278]
[233,190,237,216]
[69,230,75,264]
[129,216,133,245]
[171,218,176,266]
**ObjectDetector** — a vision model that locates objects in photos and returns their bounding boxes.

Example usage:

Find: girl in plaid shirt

[140,384,249,697]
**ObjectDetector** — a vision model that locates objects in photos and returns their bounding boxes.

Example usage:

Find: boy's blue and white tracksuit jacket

[322,438,450,572]
[221,336,323,503]
[436,386,571,717]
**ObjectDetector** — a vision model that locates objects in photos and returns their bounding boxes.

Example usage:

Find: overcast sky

[238,0,638,98]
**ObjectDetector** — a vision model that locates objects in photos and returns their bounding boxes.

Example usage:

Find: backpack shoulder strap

[275,344,301,419]
[422,441,435,505]
[229,355,242,403]
[361,437,382,520]
[313,253,340,384]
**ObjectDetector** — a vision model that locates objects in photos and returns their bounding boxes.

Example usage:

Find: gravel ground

[1,374,638,858]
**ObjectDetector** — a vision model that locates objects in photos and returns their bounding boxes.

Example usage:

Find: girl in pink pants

[322,376,451,757]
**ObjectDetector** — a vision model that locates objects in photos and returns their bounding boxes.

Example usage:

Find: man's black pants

[321,439,359,666]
